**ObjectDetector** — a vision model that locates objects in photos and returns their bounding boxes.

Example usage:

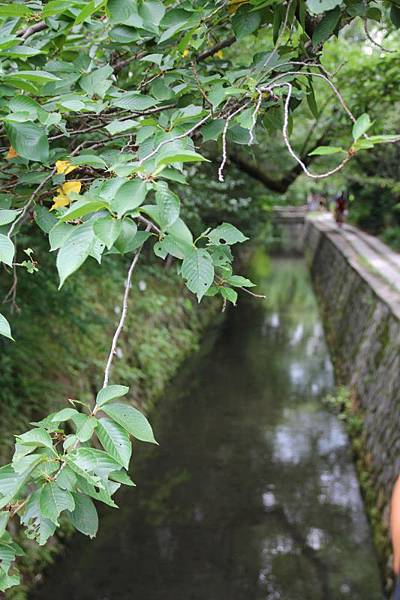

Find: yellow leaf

[182,49,190,58]
[227,0,248,13]
[6,146,18,160]
[62,181,81,195]
[50,193,70,211]
[215,50,224,59]
[55,160,77,175]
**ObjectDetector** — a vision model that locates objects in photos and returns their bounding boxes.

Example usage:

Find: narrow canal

[32,255,382,600]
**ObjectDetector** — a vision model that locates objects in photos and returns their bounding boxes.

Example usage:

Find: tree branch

[101,225,151,390]
[196,35,236,61]
[18,21,47,39]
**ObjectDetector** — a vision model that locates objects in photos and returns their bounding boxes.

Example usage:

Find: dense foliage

[0,0,399,591]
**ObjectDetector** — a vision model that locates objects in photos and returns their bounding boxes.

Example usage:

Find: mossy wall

[304,219,400,583]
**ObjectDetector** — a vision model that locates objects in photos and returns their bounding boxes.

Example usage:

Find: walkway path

[309,213,400,295]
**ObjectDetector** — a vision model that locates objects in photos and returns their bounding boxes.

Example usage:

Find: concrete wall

[303,218,400,550]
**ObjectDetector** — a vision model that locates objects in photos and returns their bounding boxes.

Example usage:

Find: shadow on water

[31,255,383,600]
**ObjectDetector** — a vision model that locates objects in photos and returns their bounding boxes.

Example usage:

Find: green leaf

[361,134,400,145]
[59,199,108,222]
[220,287,238,305]
[181,248,214,301]
[112,93,159,112]
[70,155,107,169]
[65,458,102,488]
[109,469,135,487]
[79,66,113,99]
[202,119,226,143]
[40,483,75,525]
[51,408,79,422]
[309,145,346,156]
[96,417,132,469]
[0,4,32,16]
[56,223,95,288]
[20,490,57,545]
[102,403,157,444]
[0,513,8,537]
[105,119,138,136]
[93,216,122,250]
[155,182,180,229]
[108,0,136,23]
[16,428,53,450]
[209,245,233,268]
[68,494,98,538]
[3,70,60,85]
[5,123,49,163]
[232,6,262,39]
[34,206,57,233]
[76,416,97,443]
[306,0,342,14]
[113,219,138,254]
[157,149,207,167]
[0,460,44,509]
[153,233,191,260]
[96,384,129,408]
[56,466,77,491]
[49,222,74,251]
[70,448,121,480]
[0,46,43,58]
[111,180,149,218]
[109,24,141,43]
[208,223,248,245]
[226,275,255,288]
[75,0,104,24]
[312,7,341,45]
[391,4,400,28]
[0,314,13,341]
[352,113,372,141]
[0,235,14,267]
[74,474,119,508]
[167,218,193,245]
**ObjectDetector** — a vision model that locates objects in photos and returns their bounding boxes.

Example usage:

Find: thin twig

[240,287,266,299]
[137,215,161,234]
[262,68,356,123]
[364,21,396,53]
[218,102,250,182]
[18,21,47,40]
[272,81,351,179]
[101,224,151,390]
[249,88,263,145]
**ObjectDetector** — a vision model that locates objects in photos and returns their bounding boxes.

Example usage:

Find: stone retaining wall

[303,218,400,561]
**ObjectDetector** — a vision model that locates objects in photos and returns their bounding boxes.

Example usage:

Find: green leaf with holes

[207,223,248,245]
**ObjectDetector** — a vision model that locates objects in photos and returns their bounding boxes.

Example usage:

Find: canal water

[32,255,383,600]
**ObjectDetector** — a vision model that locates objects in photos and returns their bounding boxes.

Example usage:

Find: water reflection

[32,257,382,600]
